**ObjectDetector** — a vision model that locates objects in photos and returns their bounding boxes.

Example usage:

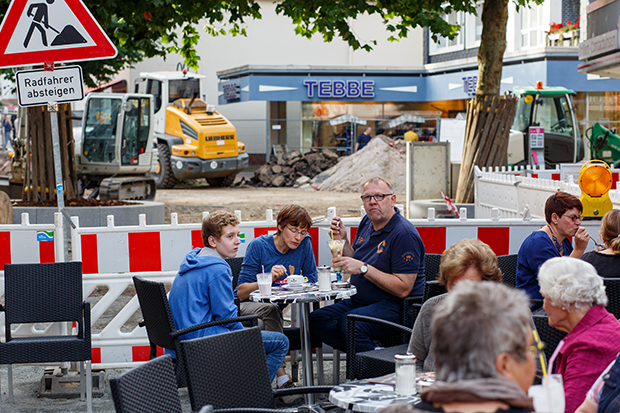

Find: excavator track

[99,176,157,201]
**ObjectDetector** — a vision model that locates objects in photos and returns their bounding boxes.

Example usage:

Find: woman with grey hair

[538,257,620,413]
[385,281,536,413]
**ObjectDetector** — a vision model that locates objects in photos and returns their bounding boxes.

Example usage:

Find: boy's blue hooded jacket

[166,248,243,356]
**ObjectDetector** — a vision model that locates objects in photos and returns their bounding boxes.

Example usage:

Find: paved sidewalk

[0,359,347,412]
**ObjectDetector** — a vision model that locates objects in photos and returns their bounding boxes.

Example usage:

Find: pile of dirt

[311,138,406,193]
[14,198,136,207]
[253,149,340,187]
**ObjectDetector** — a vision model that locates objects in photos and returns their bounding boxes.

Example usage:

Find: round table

[249,283,356,393]
[329,381,421,412]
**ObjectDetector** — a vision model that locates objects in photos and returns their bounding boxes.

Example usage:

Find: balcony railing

[545,29,579,47]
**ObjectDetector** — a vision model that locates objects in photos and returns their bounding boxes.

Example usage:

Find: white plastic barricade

[475,166,620,219]
[64,207,604,368]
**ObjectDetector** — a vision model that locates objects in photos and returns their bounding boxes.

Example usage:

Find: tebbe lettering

[304,79,374,99]
[205,135,235,141]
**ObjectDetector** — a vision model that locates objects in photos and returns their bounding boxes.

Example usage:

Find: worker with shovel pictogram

[23,0,86,49]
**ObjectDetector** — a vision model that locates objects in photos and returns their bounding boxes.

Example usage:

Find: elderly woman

[538,257,620,413]
[516,191,590,301]
[582,209,620,278]
[383,281,536,413]
[407,239,503,372]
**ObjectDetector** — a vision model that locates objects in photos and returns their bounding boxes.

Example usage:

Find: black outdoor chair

[603,278,620,319]
[424,253,442,281]
[132,275,258,403]
[0,262,92,412]
[180,326,333,411]
[497,254,518,287]
[110,355,183,413]
[422,280,447,302]
[345,314,413,380]
[226,257,244,291]
[532,314,567,362]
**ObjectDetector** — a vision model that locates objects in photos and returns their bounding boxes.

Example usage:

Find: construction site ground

[156,172,407,223]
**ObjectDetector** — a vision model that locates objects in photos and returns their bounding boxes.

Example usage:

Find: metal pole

[406,140,411,219]
[48,102,68,261]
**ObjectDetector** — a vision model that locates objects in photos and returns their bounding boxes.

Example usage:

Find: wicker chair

[422,280,447,302]
[0,262,92,413]
[603,278,620,319]
[133,275,258,401]
[110,355,183,413]
[345,314,413,380]
[424,253,443,281]
[180,327,333,411]
[497,254,518,287]
[532,314,567,362]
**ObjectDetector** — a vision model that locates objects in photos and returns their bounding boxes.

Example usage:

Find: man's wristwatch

[360,264,368,276]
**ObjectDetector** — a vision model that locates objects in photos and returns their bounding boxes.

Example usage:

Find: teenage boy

[167,211,290,387]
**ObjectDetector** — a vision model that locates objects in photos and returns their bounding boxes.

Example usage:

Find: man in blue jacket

[167,211,289,386]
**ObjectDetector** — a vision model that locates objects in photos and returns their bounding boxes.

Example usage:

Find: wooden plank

[58,105,75,199]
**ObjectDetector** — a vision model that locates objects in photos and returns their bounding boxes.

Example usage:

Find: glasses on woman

[562,214,583,223]
[286,226,308,237]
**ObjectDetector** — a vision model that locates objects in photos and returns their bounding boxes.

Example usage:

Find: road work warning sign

[16,65,84,106]
[0,0,117,68]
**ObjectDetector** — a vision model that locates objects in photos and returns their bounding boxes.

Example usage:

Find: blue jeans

[309,298,401,353]
[261,330,289,383]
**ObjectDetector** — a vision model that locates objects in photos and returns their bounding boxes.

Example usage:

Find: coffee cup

[286,275,307,286]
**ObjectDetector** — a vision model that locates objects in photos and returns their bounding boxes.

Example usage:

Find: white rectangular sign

[16,66,84,107]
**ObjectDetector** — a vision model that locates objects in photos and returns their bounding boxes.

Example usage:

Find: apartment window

[429,10,465,55]
[520,4,545,48]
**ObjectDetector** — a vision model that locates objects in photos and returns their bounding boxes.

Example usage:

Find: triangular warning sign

[0,0,117,69]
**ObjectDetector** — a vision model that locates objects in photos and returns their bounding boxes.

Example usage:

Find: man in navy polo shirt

[309,176,425,352]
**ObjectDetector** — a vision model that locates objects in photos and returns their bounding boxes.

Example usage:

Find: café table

[249,283,356,396]
[329,381,421,413]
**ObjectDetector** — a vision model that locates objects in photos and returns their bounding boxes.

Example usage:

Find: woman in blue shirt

[516,191,590,301]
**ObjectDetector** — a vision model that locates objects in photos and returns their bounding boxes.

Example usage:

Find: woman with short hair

[516,191,590,301]
[385,281,536,413]
[581,209,620,278]
[407,239,503,372]
[538,257,620,413]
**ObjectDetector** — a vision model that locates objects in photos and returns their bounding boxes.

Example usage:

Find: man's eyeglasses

[287,226,308,237]
[360,193,393,203]
[562,214,583,223]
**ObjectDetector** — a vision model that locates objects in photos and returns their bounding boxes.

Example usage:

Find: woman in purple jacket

[538,257,620,413]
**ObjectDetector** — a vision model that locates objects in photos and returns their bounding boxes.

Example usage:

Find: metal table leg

[299,302,314,404]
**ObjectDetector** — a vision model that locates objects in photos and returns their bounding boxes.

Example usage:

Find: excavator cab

[80,94,156,173]
[75,93,158,200]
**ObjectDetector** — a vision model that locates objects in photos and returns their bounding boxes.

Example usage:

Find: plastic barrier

[475,165,620,219]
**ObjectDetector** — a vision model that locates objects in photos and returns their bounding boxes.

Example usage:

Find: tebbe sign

[303,79,375,99]
[16,65,84,106]
[0,0,117,69]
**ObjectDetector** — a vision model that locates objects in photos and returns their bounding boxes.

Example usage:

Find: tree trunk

[476,0,509,99]
[455,0,514,203]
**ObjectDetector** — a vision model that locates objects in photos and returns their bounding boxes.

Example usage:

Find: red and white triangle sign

[0,0,117,69]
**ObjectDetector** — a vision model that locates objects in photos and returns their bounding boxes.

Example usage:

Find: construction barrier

[0,207,606,368]
[475,165,620,219]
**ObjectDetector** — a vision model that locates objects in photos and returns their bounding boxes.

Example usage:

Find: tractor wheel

[150,143,178,189]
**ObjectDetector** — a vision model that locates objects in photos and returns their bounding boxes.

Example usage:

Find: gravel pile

[311,138,406,193]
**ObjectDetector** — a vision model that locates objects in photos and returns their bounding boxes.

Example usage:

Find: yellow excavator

[134,70,248,188]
